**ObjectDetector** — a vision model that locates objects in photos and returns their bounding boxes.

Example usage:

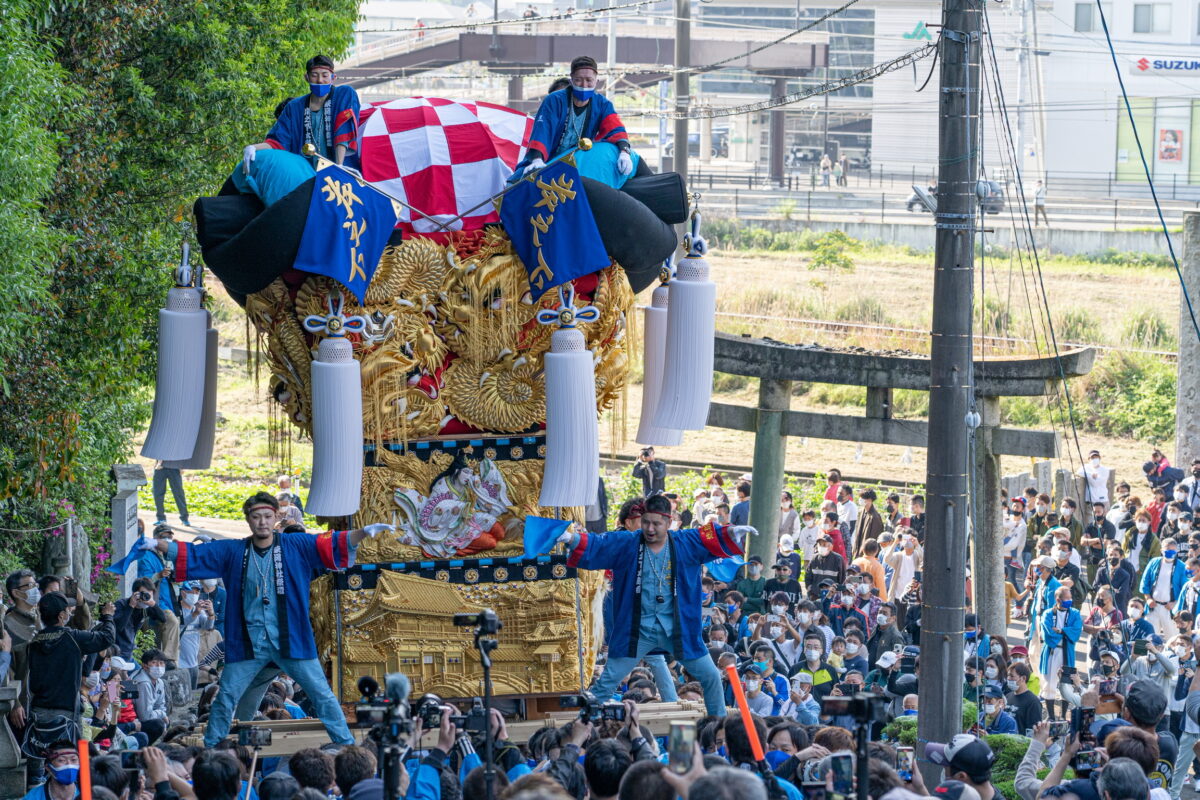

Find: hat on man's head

[980,684,1004,699]
[773,561,791,570]
[747,555,763,564]
[876,651,899,669]
[37,592,70,620]
[1009,645,1028,656]
[693,487,708,498]
[933,781,982,800]
[1036,556,1057,569]
[780,534,795,550]
[570,55,598,74]
[926,735,996,783]
[110,656,137,672]
[1124,679,1167,725]
[1089,718,1131,744]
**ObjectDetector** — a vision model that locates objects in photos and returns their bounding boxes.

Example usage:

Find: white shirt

[1131,533,1148,571]
[796,523,822,560]
[838,500,859,525]
[1153,559,1175,603]
[1077,463,1111,506]
[1003,520,1025,559]
[890,551,917,601]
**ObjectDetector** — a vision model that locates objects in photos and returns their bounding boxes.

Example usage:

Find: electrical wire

[350,0,660,34]
[1094,0,1200,347]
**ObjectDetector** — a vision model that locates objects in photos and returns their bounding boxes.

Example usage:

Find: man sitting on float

[513,55,640,188]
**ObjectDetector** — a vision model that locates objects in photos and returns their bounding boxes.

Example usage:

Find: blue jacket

[731,501,751,527]
[1139,557,1188,601]
[1040,606,1084,673]
[980,710,1019,734]
[136,549,175,612]
[167,531,356,663]
[568,523,743,660]
[521,87,628,166]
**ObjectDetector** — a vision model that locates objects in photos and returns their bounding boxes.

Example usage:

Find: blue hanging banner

[293,163,401,303]
[705,556,747,584]
[499,159,610,300]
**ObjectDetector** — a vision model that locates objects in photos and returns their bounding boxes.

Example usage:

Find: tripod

[454,609,502,800]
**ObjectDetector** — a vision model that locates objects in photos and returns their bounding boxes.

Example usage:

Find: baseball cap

[37,592,70,621]
[1125,679,1167,725]
[980,684,1004,699]
[793,672,814,685]
[110,656,137,671]
[926,735,996,782]
[1009,645,1028,657]
[774,561,791,570]
[877,651,899,668]
[903,645,921,657]
[1089,718,1131,743]
[748,555,763,564]
[1036,556,1056,569]
[933,781,982,800]
[693,487,707,498]
[780,534,795,550]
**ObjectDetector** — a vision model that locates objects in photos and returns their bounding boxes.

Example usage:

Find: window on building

[1133,3,1171,33]
[1075,2,1114,32]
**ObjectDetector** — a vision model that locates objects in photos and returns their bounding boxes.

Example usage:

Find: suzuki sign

[1131,56,1200,75]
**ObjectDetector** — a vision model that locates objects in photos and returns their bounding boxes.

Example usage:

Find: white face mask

[1169,512,1181,522]
[1012,657,1025,665]
[84,672,100,689]
[746,679,761,692]
[1131,608,1143,619]
[771,605,787,615]
[818,545,831,556]
[845,642,860,655]
[876,613,889,626]
[1175,646,1188,658]
[1177,494,1188,503]
[148,665,165,680]
[1091,458,1101,468]
[805,648,821,661]
[983,703,997,715]
[201,580,219,591]
[1137,522,1150,532]
[985,666,999,679]
[23,586,41,605]
[1060,507,1072,517]
[797,612,812,625]
[183,593,199,605]
[842,594,855,606]
[1036,504,1048,514]
[770,626,784,639]
[856,583,870,595]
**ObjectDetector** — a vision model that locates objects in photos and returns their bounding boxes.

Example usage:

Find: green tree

[0,0,359,570]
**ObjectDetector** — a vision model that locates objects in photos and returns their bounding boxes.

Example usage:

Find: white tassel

[307,337,363,517]
[164,322,217,469]
[636,283,683,446]
[539,326,599,508]
[653,253,716,431]
[141,287,207,461]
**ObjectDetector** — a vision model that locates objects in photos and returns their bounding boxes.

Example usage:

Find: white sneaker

[1192,776,1200,791]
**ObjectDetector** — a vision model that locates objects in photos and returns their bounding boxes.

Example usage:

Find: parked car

[664,129,728,158]
[905,180,1005,214]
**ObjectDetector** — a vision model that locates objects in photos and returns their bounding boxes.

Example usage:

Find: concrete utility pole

[918,0,979,785]
[673,0,690,192]
[747,378,793,565]
[1013,0,1030,176]
[1178,212,1200,462]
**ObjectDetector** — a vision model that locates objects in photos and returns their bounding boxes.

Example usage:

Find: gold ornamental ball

[577,138,593,151]
[302,143,318,157]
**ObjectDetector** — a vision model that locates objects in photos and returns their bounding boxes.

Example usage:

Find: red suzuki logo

[1137,57,1151,70]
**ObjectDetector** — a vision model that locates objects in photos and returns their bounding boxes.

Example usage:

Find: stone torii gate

[706,332,1096,638]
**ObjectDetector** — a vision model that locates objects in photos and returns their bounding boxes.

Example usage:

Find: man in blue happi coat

[141,491,392,746]
[242,55,361,172]
[557,493,755,716]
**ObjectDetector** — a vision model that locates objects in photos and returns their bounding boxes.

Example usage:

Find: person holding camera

[143,491,393,747]
[113,577,176,664]
[27,592,116,735]
[632,447,666,496]
[558,493,754,716]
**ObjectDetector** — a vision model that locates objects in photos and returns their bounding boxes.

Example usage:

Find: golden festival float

[139,96,716,709]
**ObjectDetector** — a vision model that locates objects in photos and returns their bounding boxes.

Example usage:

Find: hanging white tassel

[164,320,217,470]
[538,287,600,508]
[636,278,684,446]
[654,212,716,431]
[141,286,207,461]
[304,295,366,518]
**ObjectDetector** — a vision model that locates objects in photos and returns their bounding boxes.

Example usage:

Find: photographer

[37,576,91,632]
[632,447,666,496]
[27,592,116,733]
[113,577,175,662]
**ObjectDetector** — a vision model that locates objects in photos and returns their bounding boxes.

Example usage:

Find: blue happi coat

[567,522,742,660]
[168,531,354,663]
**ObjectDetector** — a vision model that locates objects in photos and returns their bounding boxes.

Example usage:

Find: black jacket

[113,599,168,660]
[28,615,116,712]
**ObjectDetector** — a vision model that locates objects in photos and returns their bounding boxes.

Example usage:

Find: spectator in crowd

[633,448,666,496]
[152,461,190,527]
[853,489,884,558]
[731,482,751,527]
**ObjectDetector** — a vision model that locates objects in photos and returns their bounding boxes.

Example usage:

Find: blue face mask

[717,745,728,758]
[50,766,79,786]
[702,592,712,603]
[1061,599,1073,609]
[309,82,332,97]
[902,708,919,716]
[965,630,977,640]
[727,603,737,614]
[754,660,770,673]
[572,86,595,101]
[1166,550,1178,559]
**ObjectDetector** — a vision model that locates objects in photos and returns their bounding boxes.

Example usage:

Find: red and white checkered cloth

[358,97,532,235]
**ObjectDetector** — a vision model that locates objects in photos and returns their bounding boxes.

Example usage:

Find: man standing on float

[557,493,755,716]
[141,491,392,746]
[515,55,633,178]
[242,55,361,171]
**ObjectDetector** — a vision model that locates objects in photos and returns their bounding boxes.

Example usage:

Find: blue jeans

[593,629,725,716]
[204,645,353,746]
[647,655,679,702]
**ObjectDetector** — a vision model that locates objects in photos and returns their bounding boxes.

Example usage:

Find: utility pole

[1014,0,1030,177]
[674,0,690,192]
[490,0,501,59]
[917,0,979,786]
[606,0,617,72]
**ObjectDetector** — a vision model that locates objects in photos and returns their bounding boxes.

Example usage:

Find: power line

[350,0,660,35]
[622,44,935,119]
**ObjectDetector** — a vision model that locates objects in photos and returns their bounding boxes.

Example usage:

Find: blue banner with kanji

[293,163,400,303]
[499,159,610,300]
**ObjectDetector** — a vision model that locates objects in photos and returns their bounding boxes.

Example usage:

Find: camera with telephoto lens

[820,691,889,723]
[453,609,502,635]
[237,726,272,748]
[449,697,489,734]
[354,674,412,737]
[560,690,627,723]
[136,590,152,603]
[414,693,445,730]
